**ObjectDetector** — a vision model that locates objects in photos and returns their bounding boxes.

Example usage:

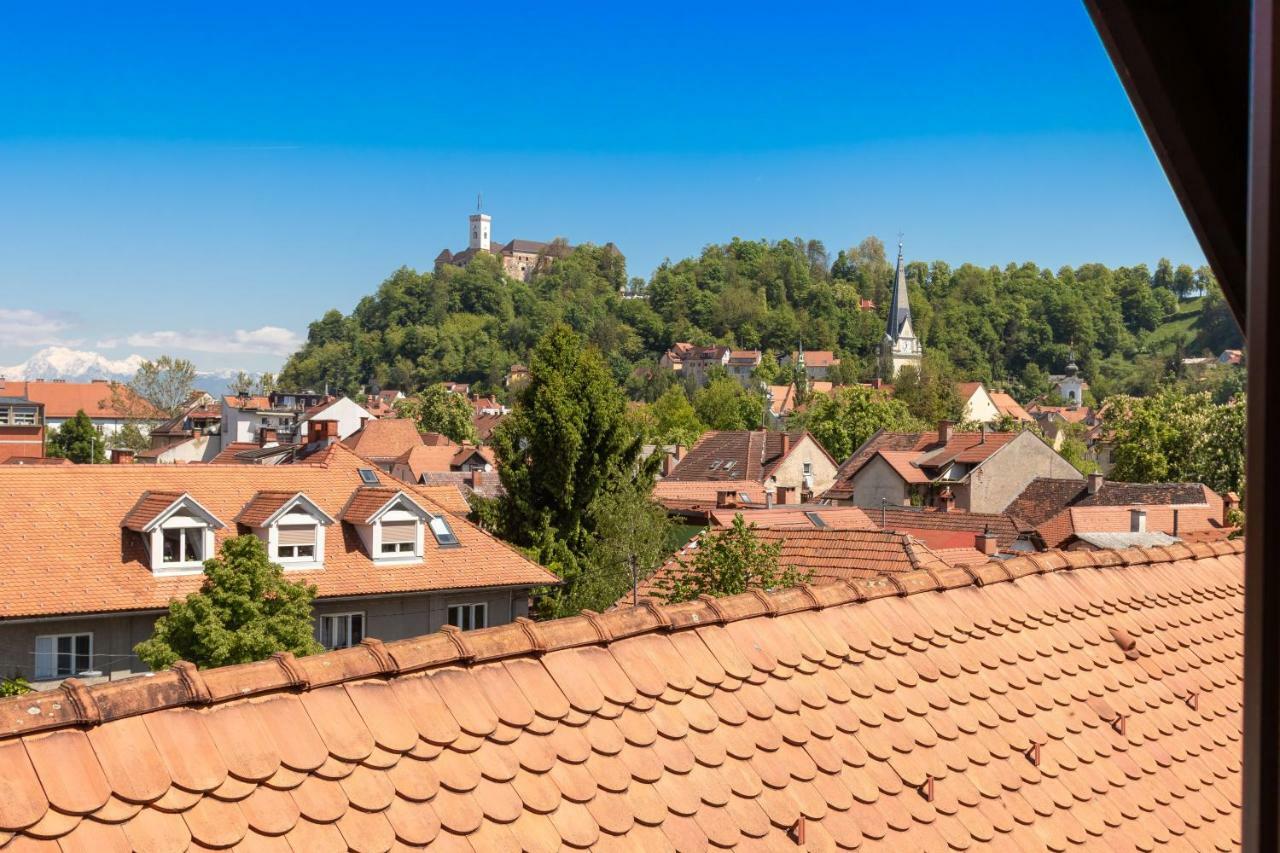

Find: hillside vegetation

[279,237,1240,404]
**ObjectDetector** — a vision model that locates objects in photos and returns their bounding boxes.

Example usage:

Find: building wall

[148,434,221,463]
[959,431,1084,513]
[0,425,44,461]
[849,455,912,508]
[961,390,1001,424]
[768,436,839,499]
[2,588,533,689]
[301,398,372,442]
[502,251,541,282]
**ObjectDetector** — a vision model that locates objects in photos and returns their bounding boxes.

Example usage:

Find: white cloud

[0,308,78,347]
[125,325,302,356]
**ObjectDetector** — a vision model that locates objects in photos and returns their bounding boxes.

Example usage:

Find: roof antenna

[476,192,483,212]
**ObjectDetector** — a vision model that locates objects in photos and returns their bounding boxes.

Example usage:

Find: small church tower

[880,240,923,379]
[468,197,491,252]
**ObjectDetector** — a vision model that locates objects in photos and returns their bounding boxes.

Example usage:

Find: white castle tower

[880,240,924,379]
[468,196,491,251]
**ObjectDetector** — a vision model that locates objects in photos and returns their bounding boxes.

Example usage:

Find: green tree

[658,515,808,603]
[134,535,323,670]
[693,376,765,430]
[799,385,922,460]
[1107,387,1245,495]
[47,410,106,463]
[892,357,962,423]
[563,483,673,612]
[649,386,705,447]
[108,422,150,453]
[397,384,479,444]
[113,356,198,418]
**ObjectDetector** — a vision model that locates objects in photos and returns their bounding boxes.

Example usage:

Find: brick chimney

[936,486,955,513]
[259,427,279,448]
[937,420,954,444]
[110,448,135,464]
[780,433,792,457]
[310,419,338,445]
[716,490,737,509]
[1224,491,1241,525]
[1087,471,1104,495]
[976,528,999,555]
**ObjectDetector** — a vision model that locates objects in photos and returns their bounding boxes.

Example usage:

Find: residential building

[988,389,1034,422]
[867,503,1037,553]
[0,537,1242,850]
[662,429,840,502]
[659,341,697,371]
[1006,472,1233,549]
[956,381,1000,423]
[0,442,555,687]
[219,394,300,446]
[678,345,730,387]
[391,441,495,483]
[781,348,840,380]
[724,349,762,386]
[434,208,587,283]
[341,418,425,472]
[879,241,923,378]
[0,379,162,441]
[0,395,44,462]
[824,421,1083,513]
[297,395,375,443]
[473,411,506,443]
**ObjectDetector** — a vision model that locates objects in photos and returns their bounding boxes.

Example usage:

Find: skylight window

[805,511,828,529]
[429,515,460,547]
[358,468,380,485]
[738,492,752,504]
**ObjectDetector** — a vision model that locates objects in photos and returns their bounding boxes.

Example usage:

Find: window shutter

[34,636,54,680]
[381,520,417,545]
[277,524,316,547]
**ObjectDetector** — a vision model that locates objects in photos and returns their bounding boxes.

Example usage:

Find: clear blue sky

[0,1,1204,372]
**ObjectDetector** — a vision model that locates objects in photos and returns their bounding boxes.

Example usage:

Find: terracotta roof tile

[663,430,835,484]
[0,380,164,420]
[0,540,1243,851]
[340,418,423,461]
[0,443,554,619]
[824,429,1021,500]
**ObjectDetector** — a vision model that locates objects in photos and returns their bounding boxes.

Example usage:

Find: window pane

[351,615,364,644]
[320,617,332,649]
[75,635,91,673]
[183,529,204,561]
[475,604,487,629]
[162,528,181,562]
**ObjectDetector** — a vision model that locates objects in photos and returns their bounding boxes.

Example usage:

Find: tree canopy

[112,356,198,418]
[657,515,809,603]
[794,385,923,460]
[47,410,106,463]
[1107,387,1245,496]
[134,535,323,670]
[396,383,479,444]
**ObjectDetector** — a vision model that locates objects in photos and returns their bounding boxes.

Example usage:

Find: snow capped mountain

[0,347,261,397]
[0,347,145,381]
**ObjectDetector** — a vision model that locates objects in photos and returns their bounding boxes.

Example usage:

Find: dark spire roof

[885,240,912,340]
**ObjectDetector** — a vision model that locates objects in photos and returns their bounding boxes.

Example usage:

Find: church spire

[886,239,912,340]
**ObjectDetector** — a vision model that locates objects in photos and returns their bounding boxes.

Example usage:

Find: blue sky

[0,1,1203,372]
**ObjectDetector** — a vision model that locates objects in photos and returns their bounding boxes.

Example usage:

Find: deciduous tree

[46,410,106,463]
[134,535,322,670]
[797,385,922,460]
[658,515,808,603]
[397,384,479,444]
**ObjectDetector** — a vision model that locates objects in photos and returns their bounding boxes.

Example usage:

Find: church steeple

[885,240,912,341]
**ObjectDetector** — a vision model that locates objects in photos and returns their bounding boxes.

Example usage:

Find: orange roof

[876,449,932,484]
[341,418,423,460]
[705,505,875,529]
[651,479,766,513]
[0,444,552,619]
[220,394,272,410]
[956,380,985,398]
[0,540,1242,850]
[235,490,307,527]
[0,380,163,420]
[634,527,954,602]
[989,391,1033,421]
[339,486,421,524]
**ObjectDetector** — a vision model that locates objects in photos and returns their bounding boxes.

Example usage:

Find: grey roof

[885,242,912,339]
[1073,530,1180,549]
[0,396,37,406]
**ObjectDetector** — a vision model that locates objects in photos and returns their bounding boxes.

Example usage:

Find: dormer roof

[235,491,335,528]
[340,487,431,525]
[121,491,226,533]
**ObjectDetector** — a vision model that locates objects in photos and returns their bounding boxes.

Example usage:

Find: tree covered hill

[279,236,1239,403]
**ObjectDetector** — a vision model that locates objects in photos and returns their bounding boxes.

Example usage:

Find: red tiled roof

[956,380,984,399]
[234,490,302,527]
[0,540,1242,851]
[1007,478,1219,528]
[651,480,766,514]
[988,391,1033,422]
[473,412,506,442]
[870,506,1032,550]
[341,418,422,460]
[791,350,838,367]
[0,444,553,619]
[705,505,875,529]
[825,429,1019,500]
[220,394,272,410]
[876,450,932,484]
[0,380,164,420]
[663,430,833,484]
[208,441,259,464]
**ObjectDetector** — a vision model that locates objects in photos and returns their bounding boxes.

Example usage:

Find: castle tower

[880,240,923,379]
[468,211,491,252]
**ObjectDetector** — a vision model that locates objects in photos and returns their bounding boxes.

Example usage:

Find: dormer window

[236,491,334,570]
[341,487,433,564]
[122,492,225,575]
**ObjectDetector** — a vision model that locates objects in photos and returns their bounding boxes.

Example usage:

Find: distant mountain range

[0,346,257,397]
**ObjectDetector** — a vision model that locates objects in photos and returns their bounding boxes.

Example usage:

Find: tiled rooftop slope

[0,540,1244,851]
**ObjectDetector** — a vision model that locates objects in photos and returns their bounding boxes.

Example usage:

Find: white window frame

[318,612,365,650]
[447,603,488,631]
[268,512,326,569]
[151,514,213,574]
[34,632,92,680]
[372,509,423,563]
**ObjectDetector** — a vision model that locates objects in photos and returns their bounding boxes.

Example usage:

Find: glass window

[380,519,417,554]
[276,524,317,560]
[428,515,460,547]
[162,527,205,564]
[34,633,91,680]
[447,603,487,631]
[319,613,364,649]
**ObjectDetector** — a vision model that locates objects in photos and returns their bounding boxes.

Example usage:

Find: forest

[279,235,1242,407]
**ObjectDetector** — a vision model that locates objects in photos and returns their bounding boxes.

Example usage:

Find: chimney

[765,488,775,510]
[1130,509,1147,533]
[259,427,279,448]
[976,528,999,555]
[110,448,135,465]
[936,486,955,513]
[1172,508,1180,537]
[1087,471,1104,495]
[716,490,736,509]
[1224,491,1241,525]
[780,433,792,456]
[937,420,954,444]
[776,485,795,505]
[674,445,687,461]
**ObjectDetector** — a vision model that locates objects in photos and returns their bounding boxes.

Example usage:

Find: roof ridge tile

[0,542,1230,741]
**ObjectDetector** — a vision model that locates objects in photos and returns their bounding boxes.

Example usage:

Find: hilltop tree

[397,384,479,444]
[112,356,198,419]
[693,375,766,430]
[134,535,322,670]
[647,386,705,447]
[46,410,106,463]
[658,515,807,603]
